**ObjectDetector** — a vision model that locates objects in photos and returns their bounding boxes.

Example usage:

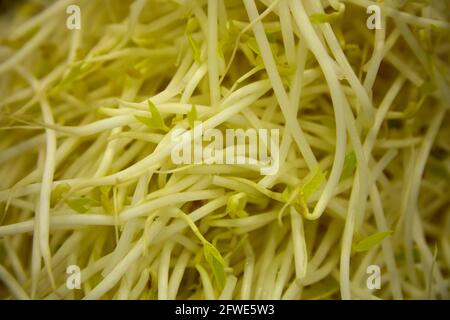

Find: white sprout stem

[278,0,296,65]
[243,0,318,171]
[34,97,56,292]
[219,276,238,299]
[207,0,220,106]
[157,241,174,300]
[83,239,145,300]
[240,242,255,299]
[290,206,308,280]
[3,238,27,285]
[0,265,30,300]
[404,106,446,286]
[272,241,293,299]
[94,127,122,177]
[0,214,115,237]
[370,185,403,299]
[363,11,386,93]
[196,264,216,299]
[0,22,55,74]
[364,76,405,155]
[120,189,223,221]
[289,0,347,220]
[308,0,374,125]
[167,250,191,299]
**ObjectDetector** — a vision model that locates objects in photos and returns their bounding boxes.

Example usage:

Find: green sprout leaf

[51,183,71,206]
[203,241,226,291]
[65,197,99,213]
[226,192,248,218]
[126,67,142,79]
[302,166,326,199]
[279,167,326,220]
[353,231,393,253]
[246,38,260,56]
[135,100,169,132]
[99,186,113,214]
[282,185,294,202]
[310,3,345,24]
[177,209,227,291]
[58,61,94,88]
[186,17,199,34]
[187,34,201,64]
[340,152,357,180]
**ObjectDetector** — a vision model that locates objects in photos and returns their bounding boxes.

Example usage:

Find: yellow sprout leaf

[51,183,71,206]
[353,231,393,253]
[65,197,99,213]
[226,192,248,218]
[135,100,169,132]
[203,241,226,291]
[340,152,357,181]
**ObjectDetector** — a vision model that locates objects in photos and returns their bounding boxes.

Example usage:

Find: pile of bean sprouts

[0,0,449,300]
